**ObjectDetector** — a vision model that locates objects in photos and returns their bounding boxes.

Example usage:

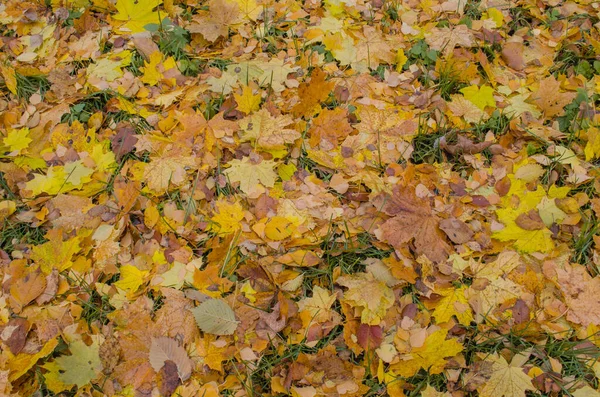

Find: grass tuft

[15,73,50,100]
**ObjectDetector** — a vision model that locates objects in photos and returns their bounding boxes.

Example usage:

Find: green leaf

[44,339,102,391]
[190,299,239,335]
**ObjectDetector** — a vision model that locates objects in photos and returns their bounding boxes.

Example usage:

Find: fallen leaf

[337,272,394,325]
[478,353,535,397]
[149,337,193,381]
[223,157,277,196]
[190,299,239,335]
[375,185,452,263]
[532,76,576,117]
[439,218,474,244]
[113,0,162,33]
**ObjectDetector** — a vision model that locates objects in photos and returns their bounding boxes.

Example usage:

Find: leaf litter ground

[1,0,600,396]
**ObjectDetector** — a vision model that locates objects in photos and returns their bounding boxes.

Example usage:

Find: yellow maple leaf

[86,58,124,82]
[337,272,394,325]
[390,329,463,378]
[585,127,600,161]
[232,0,261,20]
[478,354,535,397]
[432,287,473,326]
[460,85,496,110]
[141,154,196,194]
[447,94,487,124]
[140,51,163,86]
[395,49,408,71]
[209,200,244,234]
[30,230,81,274]
[264,216,296,241]
[468,277,527,319]
[197,336,230,372]
[8,338,59,382]
[115,265,149,293]
[3,128,32,154]
[322,32,357,66]
[64,161,94,187]
[0,65,17,95]
[234,85,261,114]
[223,157,277,196]
[483,8,504,27]
[298,285,340,327]
[493,175,555,253]
[239,109,301,150]
[112,0,162,33]
[504,93,542,118]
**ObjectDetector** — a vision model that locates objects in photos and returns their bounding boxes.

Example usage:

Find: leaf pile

[1,0,600,396]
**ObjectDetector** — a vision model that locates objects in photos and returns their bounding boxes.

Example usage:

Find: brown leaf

[532,76,576,117]
[439,135,492,155]
[357,324,383,350]
[149,337,193,381]
[501,42,526,71]
[495,177,511,197]
[35,268,59,305]
[132,33,160,60]
[308,107,353,150]
[256,302,287,340]
[284,361,308,390]
[292,68,335,117]
[439,218,474,244]
[375,186,452,262]
[512,299,530,324]
[9,268,46,313]
[0,318,29,354]
[100,333,122,375]
[110,123,138,161]
[515,209,545,230]
[158,360,181,397]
